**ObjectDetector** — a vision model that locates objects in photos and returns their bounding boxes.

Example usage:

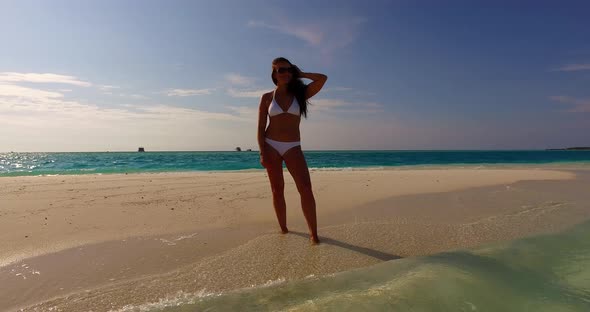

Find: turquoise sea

[1,150,590,177]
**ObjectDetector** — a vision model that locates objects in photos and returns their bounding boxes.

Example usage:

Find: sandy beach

[2,167,590,311]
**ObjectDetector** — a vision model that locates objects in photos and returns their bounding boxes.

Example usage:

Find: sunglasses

[274,67,294,74]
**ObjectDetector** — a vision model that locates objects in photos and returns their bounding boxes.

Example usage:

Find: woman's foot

[281,227,289,234]
[310,235,320,245]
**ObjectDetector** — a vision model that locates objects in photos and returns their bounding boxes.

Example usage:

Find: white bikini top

[268,91,300,117]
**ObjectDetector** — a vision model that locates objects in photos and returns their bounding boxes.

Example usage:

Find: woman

[257,57,327,244]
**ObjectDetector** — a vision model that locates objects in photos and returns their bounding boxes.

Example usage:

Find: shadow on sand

[289,231,402,261]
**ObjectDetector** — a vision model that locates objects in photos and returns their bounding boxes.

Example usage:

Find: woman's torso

[265,91,301,142]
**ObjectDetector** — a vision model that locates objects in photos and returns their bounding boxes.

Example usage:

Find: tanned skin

[257,60,327,244]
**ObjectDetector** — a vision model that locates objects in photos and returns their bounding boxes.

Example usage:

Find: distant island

[546,147,590,151]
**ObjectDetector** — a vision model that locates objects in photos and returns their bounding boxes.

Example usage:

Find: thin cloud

[224,73,267,98]
[100,90,149,99]
[225,73,257,86]
[550,95,590,112]
[553,63,590,72]
[127,94,149,100]
[0,72,91,87]
[311,98,349,111]
[0,84,100,114]
[248,20,323,45]
[227,88,270,98]
[98,85,120,92]
[166,88,213,97]
[312,98,384,114]
[0,84,63,101]
[228,105,258,118]
[248,15,365,60]
[322,87,377,97]
[116,93,149,100]
[131,105,243,121]
[324,87,354,92]
[0,84,245,121]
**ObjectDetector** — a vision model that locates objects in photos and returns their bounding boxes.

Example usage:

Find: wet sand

[1,167,590,311]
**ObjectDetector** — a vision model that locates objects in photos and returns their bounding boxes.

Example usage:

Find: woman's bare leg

[283,146,319,244]
[264,144,288,233]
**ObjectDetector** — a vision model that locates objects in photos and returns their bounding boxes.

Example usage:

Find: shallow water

[158,221,590,312]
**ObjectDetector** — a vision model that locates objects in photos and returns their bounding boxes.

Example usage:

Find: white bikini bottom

[265,138,301,156]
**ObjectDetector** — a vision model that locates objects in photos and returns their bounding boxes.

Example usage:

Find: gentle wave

[151,221,590,312]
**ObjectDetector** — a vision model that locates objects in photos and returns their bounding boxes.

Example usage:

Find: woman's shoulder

[260,90,274,105]
[262,90,274,98]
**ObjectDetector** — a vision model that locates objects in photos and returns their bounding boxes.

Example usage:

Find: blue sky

[0,0,589,151]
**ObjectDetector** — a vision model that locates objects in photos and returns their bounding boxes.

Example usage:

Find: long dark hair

[271,57,310,118]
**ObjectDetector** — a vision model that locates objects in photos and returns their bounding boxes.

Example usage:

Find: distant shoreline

[546,147,590,151]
